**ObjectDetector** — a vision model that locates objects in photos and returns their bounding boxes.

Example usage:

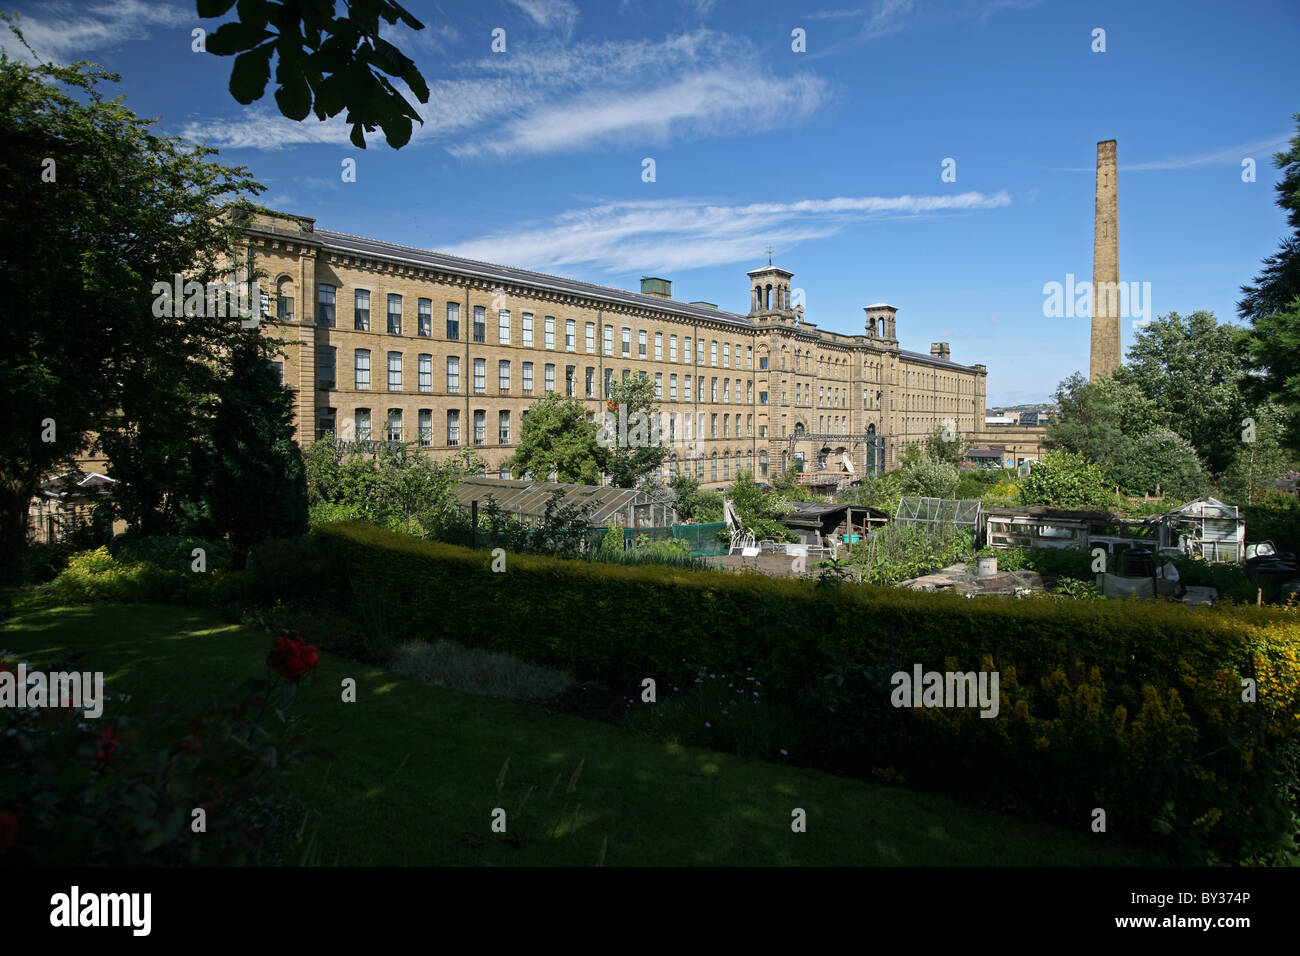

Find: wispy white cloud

[506,0,579,40]
[377,17,460,58]
[453,68,825,158]
[1051,134,1292,172]
[445,191,1011,274]
[1122,134,1292,171]
[680,0,719,16]
[805,8,871,19]
[0,0,191,64]
[803,0,1038,56]
[183,29,829,158]
[182,109,356,150]
[861,0,915,40]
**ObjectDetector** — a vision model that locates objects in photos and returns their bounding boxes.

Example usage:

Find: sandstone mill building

[241,209,989,488]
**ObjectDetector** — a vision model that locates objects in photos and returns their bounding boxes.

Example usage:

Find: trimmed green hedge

[315,521,1300,863]
[313,522,1294,691]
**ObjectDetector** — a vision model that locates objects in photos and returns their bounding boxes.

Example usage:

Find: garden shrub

[18,540,79,584]
[0,639,329,866]
[598,524,625,555]
[1020,451,1113,509]
[37,548,191,605]
[313,520,1300,863]
[1170,556,1268,604]
[896,458,960,499]
[112,535,233,573]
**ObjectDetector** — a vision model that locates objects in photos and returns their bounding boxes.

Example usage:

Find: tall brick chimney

[1090,140,1121,379]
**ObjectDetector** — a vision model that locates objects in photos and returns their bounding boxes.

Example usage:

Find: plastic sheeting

[1101,573,1154,599]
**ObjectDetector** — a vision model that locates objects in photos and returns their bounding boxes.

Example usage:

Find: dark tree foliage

[1240,114,1300,448]
[0,25,261,576]
[201,335,309,567]
[198,0,431,149]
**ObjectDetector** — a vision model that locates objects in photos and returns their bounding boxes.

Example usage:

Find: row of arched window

[667,449,770,481]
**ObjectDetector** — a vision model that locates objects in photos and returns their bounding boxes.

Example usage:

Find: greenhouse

[453,477,678,529]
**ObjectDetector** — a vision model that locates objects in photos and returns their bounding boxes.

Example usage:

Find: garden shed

[779,502,889,549]
[983,505,1159,555]
[28,470,119,544]
[1158,496,1244,562]
[454,477,678,529]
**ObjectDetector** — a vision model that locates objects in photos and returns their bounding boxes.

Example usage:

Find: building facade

[242,209,988,488]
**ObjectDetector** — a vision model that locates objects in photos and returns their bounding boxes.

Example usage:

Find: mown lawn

[1,603,1159,866]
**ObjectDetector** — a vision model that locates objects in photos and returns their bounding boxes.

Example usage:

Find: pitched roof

[316,229,755,328]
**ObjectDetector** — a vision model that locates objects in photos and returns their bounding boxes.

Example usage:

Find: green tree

[1019,451,1113,509]
[727,469,795,542]
[668,473,724,523]
[836,471,903,512]
[304,439,480,535]
[99,361,222,538]
[200,336,309,567]
[896,457,960,499]
[1046,372,1162,472]
[771,462,803,496]
[1113,311,1250,475]
[924,426,964,465]
[897,442,925,469]
[1220,404,1299,504]
[0,36,261,576]
[1108,428,1210,500]
[303,437,383,525]
[601,374,667,488]
[379,445,482,536]
[1239,115,1300,449]
[505,393,603,485]
[196,0,431,149]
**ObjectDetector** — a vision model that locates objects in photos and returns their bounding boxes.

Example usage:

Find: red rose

[0,811,19,855]
[606,400,618,413]
[95,728,121,764]
[266,636,320,681]
[178,737,201,753]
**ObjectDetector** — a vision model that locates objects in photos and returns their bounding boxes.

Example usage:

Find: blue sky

[5,0,1297,405]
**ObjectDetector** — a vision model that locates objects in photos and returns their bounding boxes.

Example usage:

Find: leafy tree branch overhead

[197,0,431,149]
